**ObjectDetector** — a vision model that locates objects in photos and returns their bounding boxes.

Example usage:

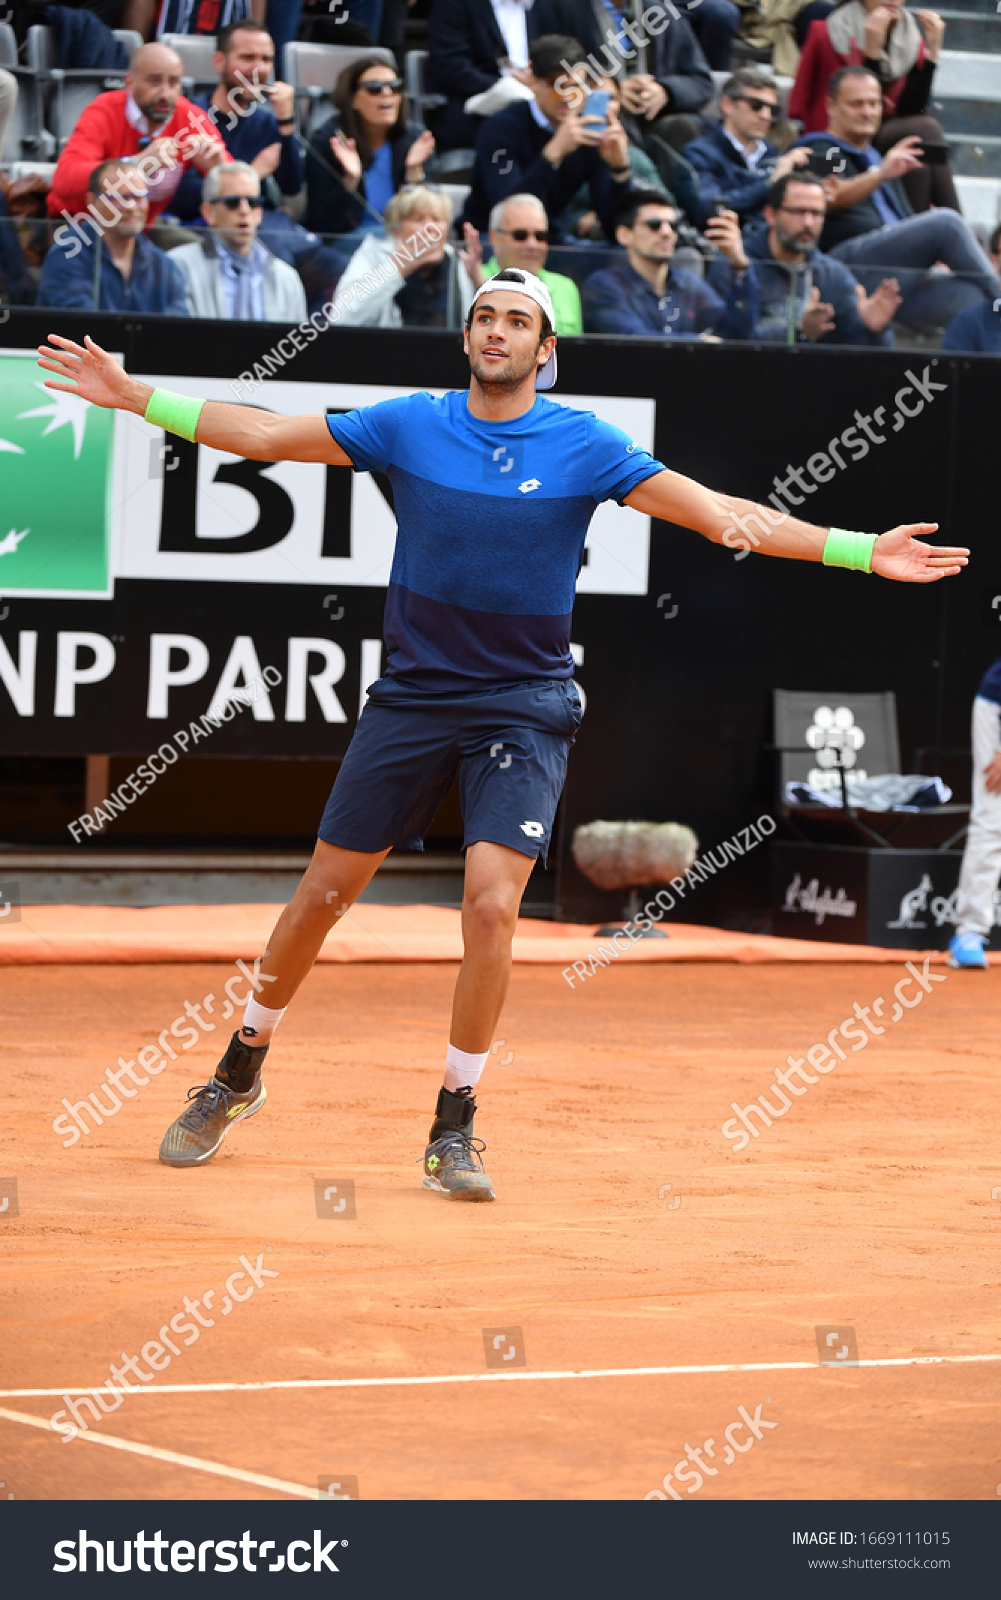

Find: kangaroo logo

[887,873,933,930]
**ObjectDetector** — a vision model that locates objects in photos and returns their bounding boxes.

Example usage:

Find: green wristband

[144,387,205,444]
[823,527,878,572]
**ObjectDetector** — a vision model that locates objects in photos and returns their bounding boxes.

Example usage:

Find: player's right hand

[36,334,150,415]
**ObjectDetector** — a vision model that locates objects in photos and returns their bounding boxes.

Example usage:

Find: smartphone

[803,147,837,178]
[583,89,610,130]
[918,141,949,165]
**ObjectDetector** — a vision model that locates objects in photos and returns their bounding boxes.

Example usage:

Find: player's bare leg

[423,841,536,1203]
[158,841,387,1167]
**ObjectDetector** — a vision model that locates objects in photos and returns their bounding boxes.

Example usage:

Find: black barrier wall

[0,312,998,923]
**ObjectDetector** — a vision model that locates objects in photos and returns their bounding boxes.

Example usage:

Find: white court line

[0,1407,318,1500]
[2,1350,999,1399]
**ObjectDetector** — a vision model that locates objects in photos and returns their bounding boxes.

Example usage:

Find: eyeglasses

[735,94,776,116]
[100,190,148,206]
[498,228,550,242]
[358,77,404,94]
[777,204,825,218]
[637,215,677,231]
[214,194,265,210]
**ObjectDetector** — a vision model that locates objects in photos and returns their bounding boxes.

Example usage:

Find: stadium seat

[7,159,56,184]
[286,41,393,138]
[114,30,145,60]
[403,49,444,129]
[438,181,469,229]
[159,32,219,91]
[27,24,129,150]
[0,20,51,161]
[436,147,476,182]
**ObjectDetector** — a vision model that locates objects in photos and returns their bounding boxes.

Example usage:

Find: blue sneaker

[947,932,989,969]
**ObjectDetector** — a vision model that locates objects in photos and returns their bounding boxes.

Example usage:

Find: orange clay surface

[2,957,1000,1501]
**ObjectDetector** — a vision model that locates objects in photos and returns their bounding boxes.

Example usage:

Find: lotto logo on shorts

[482,443,524,481]
[815,1325,859,1366]
[520,821,545,838]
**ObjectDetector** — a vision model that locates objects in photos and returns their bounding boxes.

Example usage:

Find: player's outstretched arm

[624,468,969,583]
[37,334,352,467]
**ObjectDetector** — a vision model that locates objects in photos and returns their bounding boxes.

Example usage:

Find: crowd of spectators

[0,0,998,352]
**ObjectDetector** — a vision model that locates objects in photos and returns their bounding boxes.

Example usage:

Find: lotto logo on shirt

[482,443,524,481]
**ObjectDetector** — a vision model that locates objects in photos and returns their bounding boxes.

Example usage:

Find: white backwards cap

[469,268,557,390]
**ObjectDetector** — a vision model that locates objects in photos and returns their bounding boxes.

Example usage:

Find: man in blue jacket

[38,159,188,315]
[683,68,811,223]
[171,21,302,222]
[582,187,758,337]
[462,35,634,242]
[744,171,899,346]
[944,225,1001,355]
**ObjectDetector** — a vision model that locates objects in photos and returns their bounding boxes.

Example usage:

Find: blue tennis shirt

[326,391,665,692]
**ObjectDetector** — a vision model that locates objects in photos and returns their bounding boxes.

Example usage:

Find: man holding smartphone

[463,35,634,243]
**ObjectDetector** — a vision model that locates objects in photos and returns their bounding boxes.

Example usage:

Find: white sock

[240,997,286,1047]
[443,1042,489,1094]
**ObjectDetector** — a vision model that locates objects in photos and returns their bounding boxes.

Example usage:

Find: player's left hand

[871,524,969,582]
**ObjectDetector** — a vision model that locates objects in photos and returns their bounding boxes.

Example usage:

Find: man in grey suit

[169,161,307,321]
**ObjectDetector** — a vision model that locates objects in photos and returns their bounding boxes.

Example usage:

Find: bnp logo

[0,352,114,596]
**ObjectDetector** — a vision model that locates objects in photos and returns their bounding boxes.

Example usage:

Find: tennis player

[38,269,968,1202]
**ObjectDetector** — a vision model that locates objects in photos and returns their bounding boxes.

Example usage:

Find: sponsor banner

[0,357,655,602]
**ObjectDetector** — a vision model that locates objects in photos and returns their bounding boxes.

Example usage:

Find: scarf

[826,1,924,82]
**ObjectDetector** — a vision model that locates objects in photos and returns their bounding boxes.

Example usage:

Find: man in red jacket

[48,43,230,231]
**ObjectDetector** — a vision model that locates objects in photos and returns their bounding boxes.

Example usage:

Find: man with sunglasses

[168,161,307,321]
[38,159,189,315]
[582,188,758,338]
[480,194,583,334]
[683,68,811,225]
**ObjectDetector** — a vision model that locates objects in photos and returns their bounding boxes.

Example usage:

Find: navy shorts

[318,677,583,862]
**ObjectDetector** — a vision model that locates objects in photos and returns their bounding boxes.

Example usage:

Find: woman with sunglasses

[304,56,436,236]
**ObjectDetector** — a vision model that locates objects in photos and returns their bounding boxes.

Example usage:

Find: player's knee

[464,888,519,945]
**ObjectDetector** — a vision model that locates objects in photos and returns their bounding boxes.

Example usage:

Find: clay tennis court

[3,918,1000,1501]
